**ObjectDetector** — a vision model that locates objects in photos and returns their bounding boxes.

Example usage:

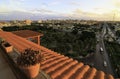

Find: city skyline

[0,0,120,21]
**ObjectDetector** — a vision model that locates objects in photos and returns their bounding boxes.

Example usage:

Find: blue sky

[0,0,120,20]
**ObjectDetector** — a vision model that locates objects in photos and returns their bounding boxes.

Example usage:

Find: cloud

[113,0,120,8]
[29,9,54,14]
[9,0,27,2]
[0,5,13,13]
[69,1,81,6]
[0,9,120,21]
[0,10,69,20]
[40,3,48,8]
[2,0,25,12]
[49,2,59,6]
[68,8,120,21]
[9,0,23,4]
[108,0,120,11]
[1,0,120,21]
[93,8,114,14]
[72,9,98,16]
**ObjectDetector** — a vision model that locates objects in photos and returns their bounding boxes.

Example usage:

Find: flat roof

[0,48,16,79]
[12,30,43,38]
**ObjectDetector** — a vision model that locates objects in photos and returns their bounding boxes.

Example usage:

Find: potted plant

[17,48,45,78]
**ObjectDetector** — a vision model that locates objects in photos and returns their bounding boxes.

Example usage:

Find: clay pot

[19,63,40,78]
[2,43,13,53]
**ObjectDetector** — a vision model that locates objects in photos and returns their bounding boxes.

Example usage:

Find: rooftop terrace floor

[0,48,16,79]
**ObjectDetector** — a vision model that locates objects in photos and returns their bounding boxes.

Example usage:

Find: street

[95,22,114,75]
[81,22,114,76]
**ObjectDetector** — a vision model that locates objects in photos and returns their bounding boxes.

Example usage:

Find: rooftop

[12,30,43,38]
[0,48,16,79]
[0,30,114,79]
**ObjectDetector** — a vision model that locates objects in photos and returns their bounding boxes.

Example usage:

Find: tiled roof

[12,30,43,38]
[0,31,114,79]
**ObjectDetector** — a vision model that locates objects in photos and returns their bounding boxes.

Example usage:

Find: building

[0,30,114,79]
[12,30,43,45]
[24,20,32,25]
[38,20,43,23]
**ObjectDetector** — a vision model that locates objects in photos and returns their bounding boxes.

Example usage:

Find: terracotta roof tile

[105,74,114,79]
[44,58,73,73]
[83,68,97,79]
[50,60,78,79]
[12,30,43,38]
[94,71,105,79]
[55,62,84,79]
[0,31,115,79]
[74,65,90,79]
[41,57,69,70]
[41,55,66,65]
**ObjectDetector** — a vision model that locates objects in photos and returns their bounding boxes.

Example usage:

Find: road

[81,22,114,76]
[94,22,114,75]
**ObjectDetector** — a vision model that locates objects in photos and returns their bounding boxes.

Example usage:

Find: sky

[0,0,120,21]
